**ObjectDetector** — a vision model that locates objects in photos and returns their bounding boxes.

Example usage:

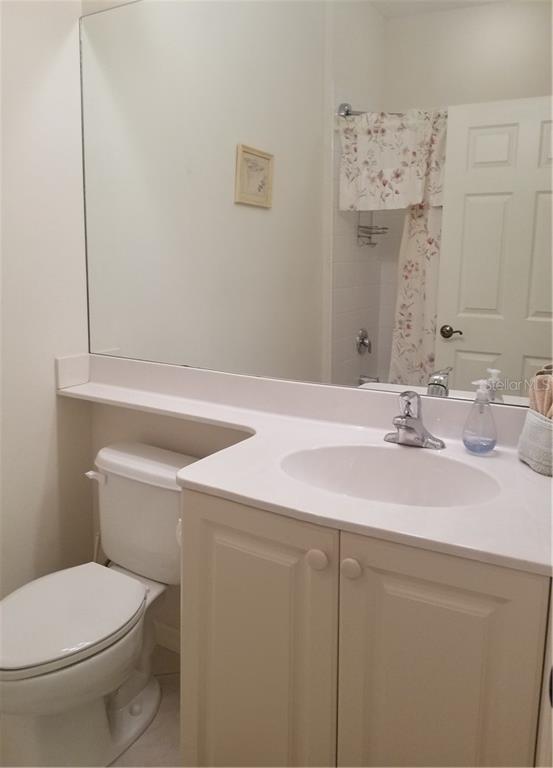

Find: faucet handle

[398,390,421,418]
[430,366,453,379]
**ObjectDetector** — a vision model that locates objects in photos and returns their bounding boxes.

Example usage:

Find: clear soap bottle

[462,379,497,454]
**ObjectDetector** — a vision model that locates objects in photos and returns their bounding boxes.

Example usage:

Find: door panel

[437,96,552,393]
[338,533,549,767]
[180,491,339,767]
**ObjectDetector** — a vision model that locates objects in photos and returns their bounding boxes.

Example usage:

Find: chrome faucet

[427,367,452,397]
[384,391,445,449]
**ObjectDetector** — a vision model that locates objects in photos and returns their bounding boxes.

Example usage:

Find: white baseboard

[154,619,180,654]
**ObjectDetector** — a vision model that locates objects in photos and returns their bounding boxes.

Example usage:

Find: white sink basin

[281,445,501,507]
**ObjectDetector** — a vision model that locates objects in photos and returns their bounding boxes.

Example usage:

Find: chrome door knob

[341,558,363,579]
[440,324,463,339]
[306,549,329,571]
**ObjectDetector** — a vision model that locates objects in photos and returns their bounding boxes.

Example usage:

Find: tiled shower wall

[331,152,381,387]
[330,138,405,387]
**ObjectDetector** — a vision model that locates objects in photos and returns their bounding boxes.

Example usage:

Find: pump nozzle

[472,379,492,402]
[486,368,504,402]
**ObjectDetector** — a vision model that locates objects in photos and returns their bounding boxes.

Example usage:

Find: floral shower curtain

[339,109,448,385]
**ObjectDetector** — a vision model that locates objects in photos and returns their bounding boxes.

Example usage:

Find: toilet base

[109,676,161,764]
[0,675,161,767]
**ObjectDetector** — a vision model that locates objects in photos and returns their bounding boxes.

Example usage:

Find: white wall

[82,0,125,12]
[0,1,92,597]
[382,0,552,111]
[82,1,326,383]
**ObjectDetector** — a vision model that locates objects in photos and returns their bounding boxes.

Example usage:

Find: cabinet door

[338,533,549,767]
[536,615,552,768]
[180,490,339,767]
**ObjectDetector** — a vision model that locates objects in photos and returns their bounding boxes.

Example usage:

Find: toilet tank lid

[95,442,198,490]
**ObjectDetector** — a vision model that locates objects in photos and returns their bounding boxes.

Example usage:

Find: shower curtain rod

[337,102,402,117]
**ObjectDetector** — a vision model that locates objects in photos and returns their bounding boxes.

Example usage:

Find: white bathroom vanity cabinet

[180,491,550,768]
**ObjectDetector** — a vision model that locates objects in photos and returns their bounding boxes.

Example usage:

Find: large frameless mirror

[81,0,552,403]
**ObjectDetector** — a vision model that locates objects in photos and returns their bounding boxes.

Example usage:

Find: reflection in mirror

[81,0,552,402]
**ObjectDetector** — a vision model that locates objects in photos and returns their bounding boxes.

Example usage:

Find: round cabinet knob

[341,558,363,579]
[306,549,329,571]
[440,324,463,339]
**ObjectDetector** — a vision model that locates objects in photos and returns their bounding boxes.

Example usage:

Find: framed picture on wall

[234,144,273,208]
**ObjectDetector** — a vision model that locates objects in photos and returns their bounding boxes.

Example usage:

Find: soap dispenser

[462,380,497,454]
[486,368,504,402]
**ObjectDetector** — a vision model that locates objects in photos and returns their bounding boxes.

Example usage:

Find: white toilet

[0,442,196,767]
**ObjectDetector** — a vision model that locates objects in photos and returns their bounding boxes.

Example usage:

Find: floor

[112,647,180,767]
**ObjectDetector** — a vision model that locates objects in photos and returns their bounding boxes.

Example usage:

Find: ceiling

[372,1,499,18]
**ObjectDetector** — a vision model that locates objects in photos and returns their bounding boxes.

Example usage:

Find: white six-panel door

[436,96,552,393]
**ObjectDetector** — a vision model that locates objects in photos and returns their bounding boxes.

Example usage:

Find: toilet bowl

[0,443,197,767]
[0,563,166,766]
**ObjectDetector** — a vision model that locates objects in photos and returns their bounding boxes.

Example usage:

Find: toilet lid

[0,563,146,678]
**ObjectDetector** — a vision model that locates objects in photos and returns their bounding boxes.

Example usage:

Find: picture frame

[234,144,273,208]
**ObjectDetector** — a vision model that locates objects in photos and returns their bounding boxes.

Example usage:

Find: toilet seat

[0,563,146,681]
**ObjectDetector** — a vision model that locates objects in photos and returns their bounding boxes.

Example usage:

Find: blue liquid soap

[462,380,497,455]
[463,434,497,454]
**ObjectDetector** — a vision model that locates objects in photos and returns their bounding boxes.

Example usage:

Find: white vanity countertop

[175,415,551,578]
[58,356,552,578]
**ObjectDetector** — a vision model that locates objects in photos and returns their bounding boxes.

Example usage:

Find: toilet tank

[91,442,197,585]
